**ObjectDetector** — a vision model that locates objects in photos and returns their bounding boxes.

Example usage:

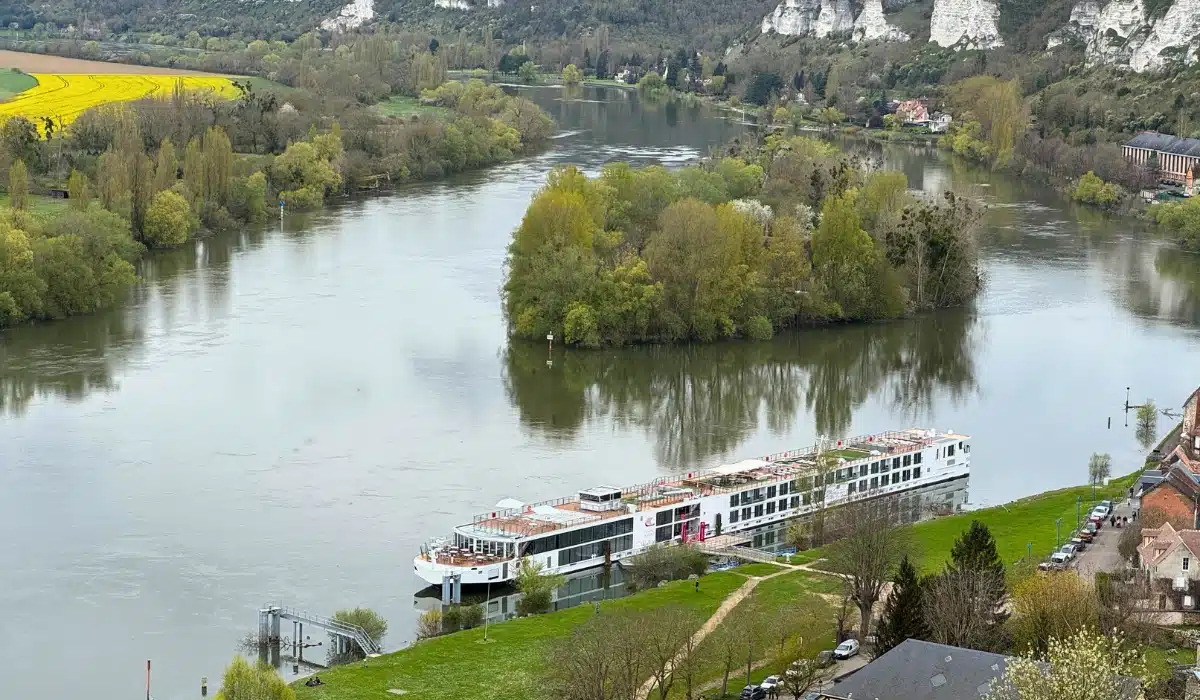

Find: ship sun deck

[451,429,950,541]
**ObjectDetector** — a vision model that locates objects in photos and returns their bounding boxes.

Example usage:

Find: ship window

[893,457,901,469]
[767,501,776,514]
[730,495,738,508]
[892,473,901,485]
[742,507,751,520]
[754,504,764,518]
[871,477,878,488]
[790,496,799,509]
[880,461,889,473]
[947,444,955,457]
[903,470,911,481]
[848,482,857,494]
[673,522,683,537]
[741,491,751,506]
[780,482,789,495]
[731,509,740,523]
[656,510,672,526]
[913,467,921,479]
[903,455,911,467]
[859,480,867,492]
[656,526,672,542]
[860,464,869,477]
[870,461,879,474]
[802,493,811,506]
[753,488,765,502]
[914,452,922,464]
[779,498,787,511]
[767,485,777,498]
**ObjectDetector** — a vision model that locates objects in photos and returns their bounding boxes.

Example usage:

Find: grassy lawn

[0,193,68,217]
[1144,644,1196,681]
[670,569,841,698]
[0,69,36,100]
[376,95,449,119]
[910,471,1140,572]
[826,448,869,460]
[292,571,745,700]
[778,550,822,565]
[731,562,785,577]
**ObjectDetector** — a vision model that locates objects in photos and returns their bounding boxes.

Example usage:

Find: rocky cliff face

[761,0,908,40]
[1072,0,1200,72]
[928,0,1003,48]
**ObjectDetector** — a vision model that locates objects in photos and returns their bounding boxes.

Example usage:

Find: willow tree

[8,159,28,211]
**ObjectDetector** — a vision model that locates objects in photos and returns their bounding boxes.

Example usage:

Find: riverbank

[290,471,1142,700]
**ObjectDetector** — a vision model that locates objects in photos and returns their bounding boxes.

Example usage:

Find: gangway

[259,605,382,657]
[695,536,780,564]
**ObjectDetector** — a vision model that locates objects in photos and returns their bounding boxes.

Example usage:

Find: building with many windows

[1123,132,1200,184]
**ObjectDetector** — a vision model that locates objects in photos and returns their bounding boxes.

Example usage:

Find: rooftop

[454,428,958,539]
[1126,131,1200,157]
[830,639,1008,700]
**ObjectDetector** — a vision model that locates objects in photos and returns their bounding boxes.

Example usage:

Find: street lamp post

[1056,517,1062,548]
[1077,495,1081,526]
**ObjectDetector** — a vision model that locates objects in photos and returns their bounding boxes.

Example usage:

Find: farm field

[0,73,238,128]
[0,49,217,75]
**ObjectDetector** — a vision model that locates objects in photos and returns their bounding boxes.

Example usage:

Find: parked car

[1039,560,1064,571]
[761,676,781,692]
[1100,499,1113,510]
[1088,514,1105,527]
[1050,551,1071,565]
[1059,543,1078,561]
[1070,537,1087,550]
[741,685,767,700]
[833,639,860,659]
[1092,505,1110,519]
[1083,521,1099,535]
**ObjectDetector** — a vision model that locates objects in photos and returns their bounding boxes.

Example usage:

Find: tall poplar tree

[873,555,927,658]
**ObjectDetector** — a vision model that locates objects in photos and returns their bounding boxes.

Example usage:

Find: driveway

[1073,498,1133,581]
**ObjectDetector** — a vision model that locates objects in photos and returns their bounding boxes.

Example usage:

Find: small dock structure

[259,605,382,657]
[696,534,779,564]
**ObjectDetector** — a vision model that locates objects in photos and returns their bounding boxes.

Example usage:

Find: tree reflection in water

[502,308,979,469]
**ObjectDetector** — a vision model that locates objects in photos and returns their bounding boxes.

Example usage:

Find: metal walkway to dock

[259,605,382,657]
[695,535,780,564]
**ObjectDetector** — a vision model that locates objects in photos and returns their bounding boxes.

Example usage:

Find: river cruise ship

[414,428,970,586]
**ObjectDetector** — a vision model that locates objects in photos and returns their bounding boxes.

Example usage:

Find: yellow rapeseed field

[0,74,238,129]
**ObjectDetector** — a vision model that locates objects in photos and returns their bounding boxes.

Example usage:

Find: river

[3,85,1200,699]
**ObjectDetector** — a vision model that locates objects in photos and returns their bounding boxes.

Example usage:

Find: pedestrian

[1123,516,1129,526]
[1110,515,1116,527]
[694,580,700,592]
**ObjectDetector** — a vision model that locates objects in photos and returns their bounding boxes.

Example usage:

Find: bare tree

[709,606,748,698]
[779,657,821,700]
[546,608,651,700]
[642,606,700,700]
[923,566,1007,651]
[824,501,914,641]
[1087,452,1112,487]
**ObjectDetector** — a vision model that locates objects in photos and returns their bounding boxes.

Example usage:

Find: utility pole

[1056,517,1062,548]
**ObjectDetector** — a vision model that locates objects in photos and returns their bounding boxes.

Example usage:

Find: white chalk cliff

[434,0,504,8]
[761,0,907,41]
[321,0,374,30]
[1069,0,1200,72]
[929,0,1003,48]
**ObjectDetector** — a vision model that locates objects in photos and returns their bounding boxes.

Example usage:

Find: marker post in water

[279,199,285,224]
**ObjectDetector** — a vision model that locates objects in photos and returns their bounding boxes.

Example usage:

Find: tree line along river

[2,84,1199,699]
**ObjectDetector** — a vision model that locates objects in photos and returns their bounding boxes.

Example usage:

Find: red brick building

[1140,388,1200,529]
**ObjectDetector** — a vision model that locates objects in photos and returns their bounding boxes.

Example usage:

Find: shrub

[623,544,709,590]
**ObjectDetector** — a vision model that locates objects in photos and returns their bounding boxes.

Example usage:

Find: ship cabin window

[913,466,921,479]
[848,481,857,494]
[880,461,890,473]
[730,495,738,508]
[780,482,789,495]
[871,477,879,488]
[914,452,922,464]
[767,485,777,498]
[778,498,787,511]
[731,509,740,523]
[656,526,671,542]
[892,473,901,485]
[742,507,751,520]
[870,461,878,474]
[790,496,799,509]
[903,455,911,467]
[802,493,811,506]
[902,469,911,481]
[859,479,867,492]
[892,457,901,469]
[656,510,672,526]
[676,504,700,521]
[753,488,765,502]
[767,501,776,515]
[754,504,764,518]
[740,491,751,506]
[859,464,869,477]
[947,444,955,457]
